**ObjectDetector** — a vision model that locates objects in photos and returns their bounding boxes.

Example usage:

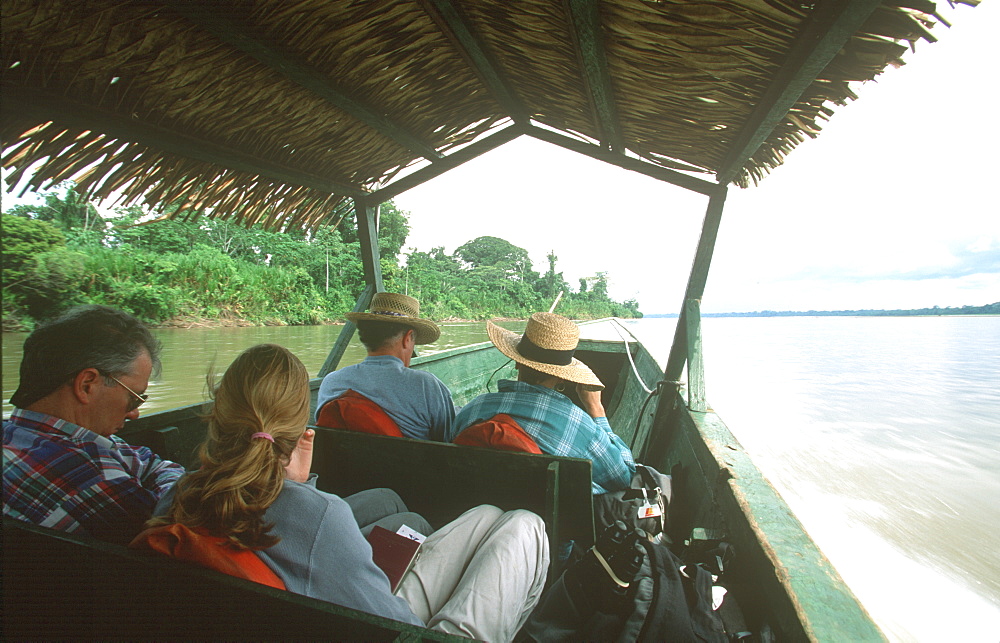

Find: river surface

[3,315,998,641]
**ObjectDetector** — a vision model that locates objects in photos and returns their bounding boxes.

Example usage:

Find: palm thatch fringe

[1,0,967,227]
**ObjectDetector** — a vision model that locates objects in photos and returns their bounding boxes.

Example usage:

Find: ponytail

[149,344,310,549]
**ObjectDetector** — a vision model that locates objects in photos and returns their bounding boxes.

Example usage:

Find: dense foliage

[2,183,641,330]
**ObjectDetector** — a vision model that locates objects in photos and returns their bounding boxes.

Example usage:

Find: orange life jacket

[315,389,404,437]
[129,523,286,590]
[453,413,542,454]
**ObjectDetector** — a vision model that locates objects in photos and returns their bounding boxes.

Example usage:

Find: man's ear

[72,368,102,404]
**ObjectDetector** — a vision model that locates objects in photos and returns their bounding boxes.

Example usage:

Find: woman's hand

[284,428,315,482]
[577,385,606,419]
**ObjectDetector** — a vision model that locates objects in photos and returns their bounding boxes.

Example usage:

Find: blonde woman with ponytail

[154,343,312,550]
[149,344,549,642]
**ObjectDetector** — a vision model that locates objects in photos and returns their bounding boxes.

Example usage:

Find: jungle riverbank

[3,184,640,333]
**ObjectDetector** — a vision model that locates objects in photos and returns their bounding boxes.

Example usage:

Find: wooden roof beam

[370,123,525,203]
[162,0,444,163]
[2,86,368,198]
[420,0,530,124]
[566,0,625,153]
[716,0,884,184]
[525,125,722,198]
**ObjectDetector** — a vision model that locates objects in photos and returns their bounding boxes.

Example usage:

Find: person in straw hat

[446,312,636,494]
[316,292,455,441]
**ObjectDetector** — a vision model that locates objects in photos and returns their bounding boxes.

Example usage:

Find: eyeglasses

[107,374,149,411]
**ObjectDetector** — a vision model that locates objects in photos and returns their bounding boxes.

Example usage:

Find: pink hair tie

[251,432,274,443]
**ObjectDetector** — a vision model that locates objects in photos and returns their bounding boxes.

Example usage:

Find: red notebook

[367,526,422,593]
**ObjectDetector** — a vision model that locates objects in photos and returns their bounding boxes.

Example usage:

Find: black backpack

[519,536,727,642]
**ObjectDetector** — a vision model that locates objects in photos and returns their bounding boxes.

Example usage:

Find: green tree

[16,248,88,320]
[2,214,66,287]
[378,202,411,259]
[541,250,568,300]
[2,214,70,326]
[6,182,106,246]
[109,206,207,254]
[455,236,533,281]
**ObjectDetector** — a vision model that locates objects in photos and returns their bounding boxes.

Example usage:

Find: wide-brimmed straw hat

[487,312,603,390]
[346,292,441,344]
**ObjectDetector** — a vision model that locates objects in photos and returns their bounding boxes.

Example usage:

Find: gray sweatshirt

[154,476,422,626]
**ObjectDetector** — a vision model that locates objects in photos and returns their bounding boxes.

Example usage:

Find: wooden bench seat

[3,425,596,640]
[125,416,597,552]
[2,518,459,641]
[307,426,596,551]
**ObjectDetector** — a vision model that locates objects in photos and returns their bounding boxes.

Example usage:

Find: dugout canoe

[4,323,882,640]
[3,0,975,639]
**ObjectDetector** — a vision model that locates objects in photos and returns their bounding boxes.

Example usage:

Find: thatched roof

[1,0,970,230]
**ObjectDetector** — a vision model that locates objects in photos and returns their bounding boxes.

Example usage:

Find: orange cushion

[453,414,542,454]
[129,523,285,589]
[315,389,404,437]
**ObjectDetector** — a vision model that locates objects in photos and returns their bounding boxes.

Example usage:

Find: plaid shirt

[3,408,184,544]
[449,380,636,494]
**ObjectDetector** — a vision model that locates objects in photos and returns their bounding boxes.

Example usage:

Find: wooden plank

[121,399,596,548]
[370,123,524,203]
[413,340,514,407]
[3,519,461,641]
[355,198,385,293]
[308,427,595,548]
[685,298,706,412]
[566,0,625,152]
[318,195,385,379]
[664,187,728,382]
[525,124,722,198]
[0,86,367,199]
[617,348,668,459]
[716,0,884,183]
[645,391,884,640]
[689,411,886,641]
[162,0,444,163]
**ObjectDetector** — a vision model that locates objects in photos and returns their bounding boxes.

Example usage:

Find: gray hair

[10,305,161,408]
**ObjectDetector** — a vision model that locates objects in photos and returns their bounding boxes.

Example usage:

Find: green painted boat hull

[2,332,884,641]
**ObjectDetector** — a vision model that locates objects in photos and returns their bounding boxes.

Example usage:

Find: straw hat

[346,292,441,344]
[487,312,603,389]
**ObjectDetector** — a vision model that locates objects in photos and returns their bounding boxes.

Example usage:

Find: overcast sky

[395,1,999,314]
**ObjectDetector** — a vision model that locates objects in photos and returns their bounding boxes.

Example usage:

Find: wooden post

[318,196,385,377]
[355,197,384,293]
[317,284,375,377]
[663,185,728,383]
[686,298,706,411]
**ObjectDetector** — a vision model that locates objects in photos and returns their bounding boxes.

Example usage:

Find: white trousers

[397,505,550,643]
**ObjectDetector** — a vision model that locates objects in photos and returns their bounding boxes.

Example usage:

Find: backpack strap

[129,523,285,590]
[315,389,404,437]
[453,414,542,453]
[635,465,671,535]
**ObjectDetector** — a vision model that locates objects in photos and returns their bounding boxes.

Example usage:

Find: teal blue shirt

[448,380,636,494]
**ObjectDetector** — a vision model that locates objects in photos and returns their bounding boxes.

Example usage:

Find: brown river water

[4,315,998,641]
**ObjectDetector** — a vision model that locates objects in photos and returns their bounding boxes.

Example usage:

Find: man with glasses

[3,305,183,544]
